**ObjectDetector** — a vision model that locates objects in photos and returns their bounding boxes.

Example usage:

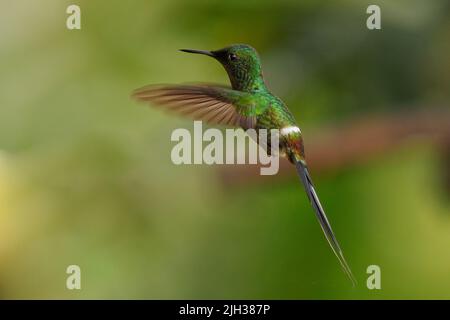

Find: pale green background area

[0,0,449,299]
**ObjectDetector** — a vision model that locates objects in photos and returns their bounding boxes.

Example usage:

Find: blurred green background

[0,0,449,299]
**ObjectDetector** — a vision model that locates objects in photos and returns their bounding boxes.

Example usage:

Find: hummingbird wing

[132,84,256,129]
[295,160,357,286]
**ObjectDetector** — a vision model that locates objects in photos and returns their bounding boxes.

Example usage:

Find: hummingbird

[132,44,356,285]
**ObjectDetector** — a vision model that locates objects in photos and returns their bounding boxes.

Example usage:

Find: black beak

[179,49,215,57]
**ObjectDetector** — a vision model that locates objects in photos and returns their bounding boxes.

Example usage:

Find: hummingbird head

[180,44,266,92]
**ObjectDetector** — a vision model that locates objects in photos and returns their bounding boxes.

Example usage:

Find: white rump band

[280,126,301,136]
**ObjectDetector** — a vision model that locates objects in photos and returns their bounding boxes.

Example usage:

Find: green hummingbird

[132,44,356,285]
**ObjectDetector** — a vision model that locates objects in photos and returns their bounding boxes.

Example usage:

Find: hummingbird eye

[228,53,238,61]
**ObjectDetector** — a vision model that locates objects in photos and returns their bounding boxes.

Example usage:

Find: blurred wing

[132,84,256,129]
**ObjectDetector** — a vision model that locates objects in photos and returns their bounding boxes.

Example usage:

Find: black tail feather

[295,160,357,286]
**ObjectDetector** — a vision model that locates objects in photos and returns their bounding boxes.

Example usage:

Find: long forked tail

[295,160,357,286]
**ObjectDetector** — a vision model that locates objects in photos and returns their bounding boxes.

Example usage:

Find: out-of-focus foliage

[0,0,449,298]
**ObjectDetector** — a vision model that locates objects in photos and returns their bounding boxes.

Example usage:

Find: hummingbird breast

[254,99,305,163]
